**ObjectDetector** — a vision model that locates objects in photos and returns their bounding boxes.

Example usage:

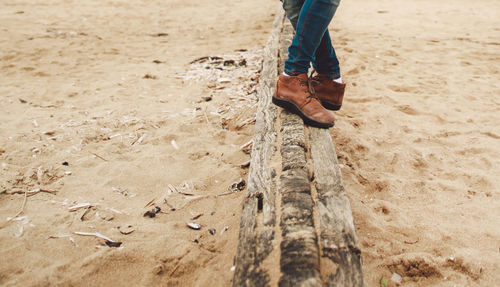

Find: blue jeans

[282,0,341,79]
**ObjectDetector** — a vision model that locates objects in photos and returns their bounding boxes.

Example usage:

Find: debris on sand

[117,225,135,235]
[201,95,213,102]
[74,231,113,241]
[68,203,93,212]
[230,178,246,192]
[48,233,78,247]
[143,74,157,79]
[190,212,203,220]
[186,222,201,230]
[6,188,58,197]
[171,140,180,150]
[220,226,229,235]
[391,273,402,284]
[112,186,136,197]
[97,210,114,221]
[240,140,253,154]
[105,241,122,247]
[144,206,161,218]
[239,160,250,168]
[151,32,168,37]
[218,178,246,196]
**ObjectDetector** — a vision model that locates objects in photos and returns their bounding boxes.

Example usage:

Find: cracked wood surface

[232,6,284,287]
[309,128,364,286]
[233,9,364,287]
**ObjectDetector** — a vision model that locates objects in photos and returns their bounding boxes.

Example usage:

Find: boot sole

[272,96,334,129]
[321,101,342,111]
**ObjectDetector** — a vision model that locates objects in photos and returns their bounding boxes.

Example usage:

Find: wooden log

[277,18,294,76]
[308,127,365,287]
[232,6,284,287]
[234,6,364,286]
[278,111,321,287]
[275,19,322,287]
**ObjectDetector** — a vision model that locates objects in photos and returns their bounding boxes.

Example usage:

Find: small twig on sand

[163,198,176,211]
[239,140,253,150]
[204,107,211,126]
[169,262,181,276]
[68,203,93,212]
[168,184,179,193]
[90,152,108,161]
[190,212,203,220]
[217,192,236,197]
[179,191,196,196]
[0,190,27,229]
[235,117,256,130]
[404,238,419,244]
[73,231,116,242]
[203,107,219,132]
[144,198,156,208]
[7,188,57,197]
[176,195,208,210]
[48,234,78,246]
[239,160,251,168]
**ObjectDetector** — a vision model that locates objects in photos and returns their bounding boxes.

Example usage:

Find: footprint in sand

[345,65,365,76]
[388,85,418,93]
[384,253,442,278]
[395,105,420,115]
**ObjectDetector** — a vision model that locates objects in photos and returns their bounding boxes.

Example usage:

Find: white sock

[282,72,291,77]
[333,76,342,84]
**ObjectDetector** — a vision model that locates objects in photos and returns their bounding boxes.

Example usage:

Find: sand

[332,0,500,285]
[0,0,499,286]
[0,0,275,286]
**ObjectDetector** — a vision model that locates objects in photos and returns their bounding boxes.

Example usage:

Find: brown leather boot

[310,73,346,111]
[273,74,335,128]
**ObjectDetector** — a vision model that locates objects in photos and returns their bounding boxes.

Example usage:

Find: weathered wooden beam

[232,6,284,287]
[279,111,321,287]
[234,7,364,287]
[308,127,365,287]
[276,20,322,287]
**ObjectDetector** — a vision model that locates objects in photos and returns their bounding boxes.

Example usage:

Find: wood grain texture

[277,21,322,286]
[234,9,364,287]
[309,127,365,287]
[279,111,321,287]
[232,6,284,287]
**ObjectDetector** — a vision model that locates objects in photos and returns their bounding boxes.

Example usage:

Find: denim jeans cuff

[284,67,308,76]
[316,68,341,80]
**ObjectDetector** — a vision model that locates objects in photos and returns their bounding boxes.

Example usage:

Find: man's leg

[282,0,340,79]
[279,0,345,116]
[312,31,340,80]
[282,0,304,29]
[272,0,337,129]
[283,0,339,75]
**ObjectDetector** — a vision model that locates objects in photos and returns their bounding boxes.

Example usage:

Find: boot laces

[309,69,321,88]
[299,70,320,103]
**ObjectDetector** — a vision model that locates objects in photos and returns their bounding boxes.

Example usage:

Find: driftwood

[233,7,364,287]
[279,110,321,286]
[232,6,284,287]
[309,128,364,286]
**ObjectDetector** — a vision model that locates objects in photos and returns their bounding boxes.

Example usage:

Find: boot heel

[321,101,342,111]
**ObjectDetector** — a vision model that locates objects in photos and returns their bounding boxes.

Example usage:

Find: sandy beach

[1,0,499,286]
